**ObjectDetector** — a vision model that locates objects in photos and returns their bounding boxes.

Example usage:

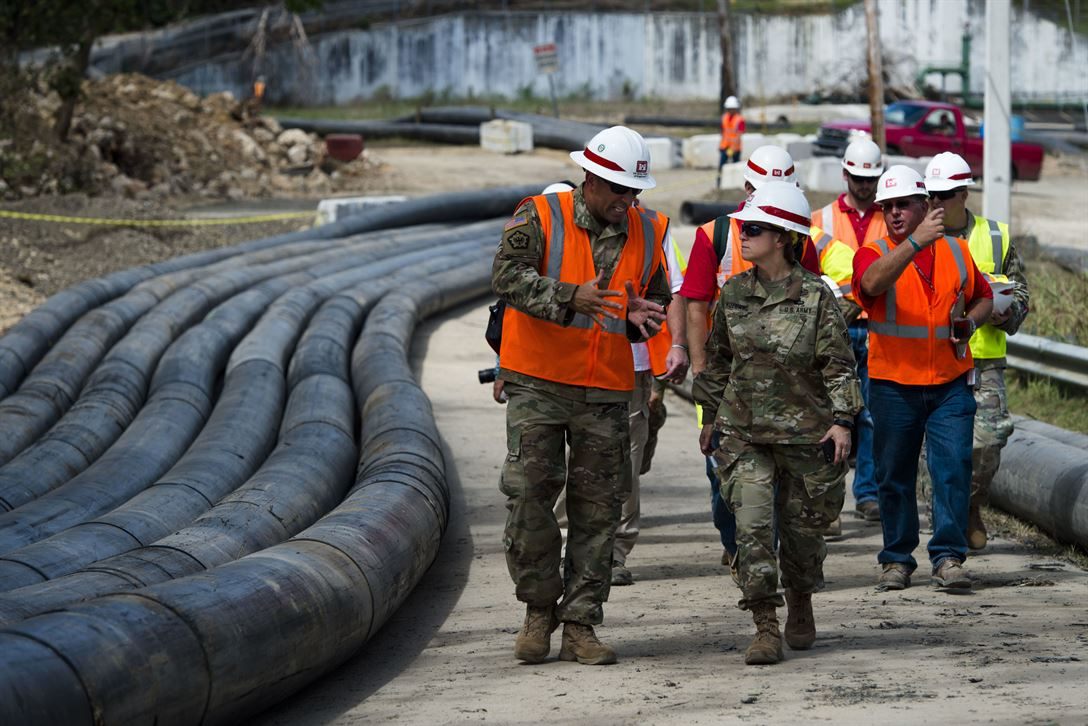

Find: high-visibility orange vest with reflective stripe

[501,192,668,391]
[720,113,743,152]
[811,201,886,251]
[647,238,687,376]
[864,235,977,386]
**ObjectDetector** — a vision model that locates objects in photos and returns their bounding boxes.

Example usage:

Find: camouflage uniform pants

[500,382,631,625]
[917,367,1013,508]
[971,366,1014,505]
[713,434,846,610]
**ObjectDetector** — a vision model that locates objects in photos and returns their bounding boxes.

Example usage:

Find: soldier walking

[493,126,670,665]
[924,152,1030,550]
[693,182,862,665]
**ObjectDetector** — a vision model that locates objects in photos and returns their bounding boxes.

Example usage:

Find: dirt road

[254,298,1088,725]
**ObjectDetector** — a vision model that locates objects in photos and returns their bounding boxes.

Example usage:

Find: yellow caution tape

[0,209,316,227]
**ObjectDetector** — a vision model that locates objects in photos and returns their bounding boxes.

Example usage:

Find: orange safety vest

[811,201,886,251]
[864,235,976,386]
[720,113,743,153]
[501,192,668,391]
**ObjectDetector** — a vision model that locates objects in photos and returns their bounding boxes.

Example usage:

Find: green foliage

[1007,372,1088,435]
[1017,257,1088,346]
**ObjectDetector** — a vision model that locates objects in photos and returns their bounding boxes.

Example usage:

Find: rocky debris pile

[0,73,376,201]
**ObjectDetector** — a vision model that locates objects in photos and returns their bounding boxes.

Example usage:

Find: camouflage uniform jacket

[957,211,1030,371]
[492,185,672,403]
[692,263,863,444]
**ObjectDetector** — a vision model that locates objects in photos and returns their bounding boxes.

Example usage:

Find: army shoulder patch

[505,229,530,250]
[504,216,528,231]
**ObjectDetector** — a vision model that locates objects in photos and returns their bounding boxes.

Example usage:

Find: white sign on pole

[533,43,559,75]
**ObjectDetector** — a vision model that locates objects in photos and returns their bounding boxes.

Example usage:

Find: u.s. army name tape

[0,209,316,226]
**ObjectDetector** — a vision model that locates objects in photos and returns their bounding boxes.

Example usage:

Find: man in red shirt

[853,165,993,593]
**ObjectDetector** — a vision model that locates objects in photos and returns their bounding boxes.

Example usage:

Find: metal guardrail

[1006,333,1088,391]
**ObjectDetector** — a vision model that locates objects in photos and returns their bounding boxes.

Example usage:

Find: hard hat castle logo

[772,169,783,177]
[635,160,648,176]
[885,178,897,188]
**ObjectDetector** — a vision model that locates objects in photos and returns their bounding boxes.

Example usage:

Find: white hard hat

[570,126,656,190]
[724,95,740,110]
[874,164,929,204]
[542,182,575,194]
[743,145,796,189]
[841,138,884,177]
[924,151,975,192]
[729,180,811,236]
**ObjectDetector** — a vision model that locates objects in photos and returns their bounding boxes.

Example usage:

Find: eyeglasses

[604,179,641,197]
[880,199,918,211]
[929,189,960,201]
[740,222,777,238]
[847,172,879,184]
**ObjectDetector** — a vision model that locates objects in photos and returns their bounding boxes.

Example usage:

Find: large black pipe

[679,200,741,226]
[0,184,537,398]
[0,240,494,611]
[0,258,493,724]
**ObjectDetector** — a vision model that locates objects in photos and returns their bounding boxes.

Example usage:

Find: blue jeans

[849,323,878,505]
[719,150,740,168]
[707,431,738,557]
[870,375,976,572]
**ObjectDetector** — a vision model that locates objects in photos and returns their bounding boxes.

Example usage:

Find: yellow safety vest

[810,224,857,302]
[965,215,1011,360]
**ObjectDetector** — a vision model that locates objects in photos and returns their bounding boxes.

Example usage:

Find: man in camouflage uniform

[923,154,1030,549]
[692,181,862,665]
[494,126,670,666]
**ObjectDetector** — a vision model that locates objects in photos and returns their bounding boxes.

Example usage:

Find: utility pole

[717,0,736,109]
[864,0,885,151]
[984,0,1012,221]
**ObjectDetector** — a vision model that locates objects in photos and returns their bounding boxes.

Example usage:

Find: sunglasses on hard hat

[740,222,777,238]
[604,179,641,197]
[929,189,960,201]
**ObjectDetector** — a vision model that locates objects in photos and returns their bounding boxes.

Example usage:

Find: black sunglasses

[880,199,919,211]
[847,172,879,184]
[604,179,641,196]
[929,189,960,201]
[740,222,777,238]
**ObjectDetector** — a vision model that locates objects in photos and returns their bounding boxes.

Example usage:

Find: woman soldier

[692,181,862,665]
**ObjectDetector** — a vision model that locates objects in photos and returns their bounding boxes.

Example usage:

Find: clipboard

[950,290,968,360]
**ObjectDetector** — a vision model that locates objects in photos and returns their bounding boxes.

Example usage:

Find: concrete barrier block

[795,158,847,194]
[682,134,720,169]
[479,119,534,154]
[645,137,676,171]
[316,195,409,225]
[787,140,814,161]
[739,133,768,156]
[718,161,748,190]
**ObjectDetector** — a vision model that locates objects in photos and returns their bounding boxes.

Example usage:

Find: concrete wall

[170,1,1087,106]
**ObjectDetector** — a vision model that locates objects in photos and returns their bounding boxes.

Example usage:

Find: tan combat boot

[784,589,816,650]
[558,623,617,665]
[967,503,988,550]
[514,605,558,664]
[744,602,784,665]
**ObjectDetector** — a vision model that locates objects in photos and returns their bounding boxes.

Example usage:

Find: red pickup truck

[813,100,1045,181]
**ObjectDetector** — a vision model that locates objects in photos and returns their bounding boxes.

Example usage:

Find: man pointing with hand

[493,126,671,666]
